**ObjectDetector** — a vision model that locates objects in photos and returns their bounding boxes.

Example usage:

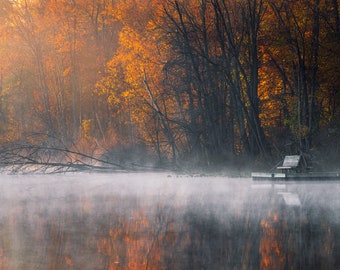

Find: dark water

[0,172,339,269]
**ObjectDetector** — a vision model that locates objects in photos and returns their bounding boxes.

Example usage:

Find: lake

[0,172,339,269]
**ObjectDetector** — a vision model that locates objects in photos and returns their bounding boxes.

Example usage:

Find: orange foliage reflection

[259,212,285,270]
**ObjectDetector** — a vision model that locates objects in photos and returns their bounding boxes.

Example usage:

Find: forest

[0,0,339,171]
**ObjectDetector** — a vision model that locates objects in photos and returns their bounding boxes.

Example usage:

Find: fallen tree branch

[0,143,129,174]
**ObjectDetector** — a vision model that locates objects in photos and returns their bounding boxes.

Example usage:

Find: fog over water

[0,172,339,269]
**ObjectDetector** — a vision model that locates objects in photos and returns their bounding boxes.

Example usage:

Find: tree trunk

[143,71,177,165]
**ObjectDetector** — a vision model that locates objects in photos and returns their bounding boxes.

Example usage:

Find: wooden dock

[252,171,340,181]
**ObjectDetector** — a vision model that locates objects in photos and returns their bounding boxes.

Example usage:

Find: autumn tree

[97,0,339,166]
[158,0,271,164]
[95,0,180,164]
[263,0,335,153]
[0,0,120,147]
[0,0,55,141]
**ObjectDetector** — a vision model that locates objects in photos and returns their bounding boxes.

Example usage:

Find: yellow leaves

[94,1,169,131]
[104,18,166,107]
[63,67,71,77]
[119,26,145,53]
[81,119,93,138]
[121,90,135,100]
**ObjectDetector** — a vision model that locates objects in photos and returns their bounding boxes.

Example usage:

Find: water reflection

[0,173,339,269]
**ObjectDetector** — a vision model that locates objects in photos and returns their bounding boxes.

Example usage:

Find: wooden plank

[252,171,340,181]
[251,172,272,178]
[277,166,292,170]
[251,172,274,181]
[273,173,286,178]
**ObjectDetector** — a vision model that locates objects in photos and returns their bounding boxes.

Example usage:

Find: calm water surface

[0,172,339,269]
